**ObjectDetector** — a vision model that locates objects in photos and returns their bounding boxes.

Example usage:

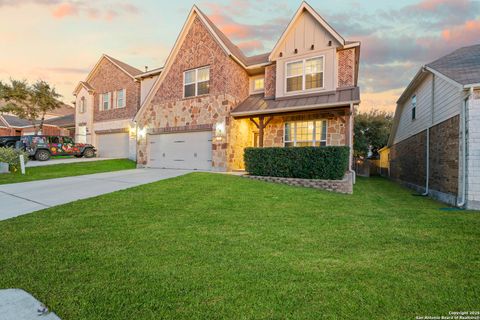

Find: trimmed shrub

[244,146,350,180]
[0,147,29,172]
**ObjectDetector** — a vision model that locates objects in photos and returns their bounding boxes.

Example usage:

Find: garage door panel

[148,131,212,170]
[97,133,129,158]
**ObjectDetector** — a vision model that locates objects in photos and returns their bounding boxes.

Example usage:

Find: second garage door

[148,131,212,170]
[97,132,130,158]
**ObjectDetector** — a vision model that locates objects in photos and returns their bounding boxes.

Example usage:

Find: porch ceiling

[231,87,360,118]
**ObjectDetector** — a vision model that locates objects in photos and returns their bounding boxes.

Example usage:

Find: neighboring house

[0,114,71,136]
[388,44,480,209]
[44,114,75,137]
[44,103,75,120]
[73,55,143,159]
[133,2,361,175]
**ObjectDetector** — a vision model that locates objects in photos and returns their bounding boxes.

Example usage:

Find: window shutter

[98,94,102,111]
[112,91,117,109]
[123,89,126,107]
[108,92,112,110]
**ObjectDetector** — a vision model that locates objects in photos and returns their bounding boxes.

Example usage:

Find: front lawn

[0,159,136,184]
[0,174,478,319]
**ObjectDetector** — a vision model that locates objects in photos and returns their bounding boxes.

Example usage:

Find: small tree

[354,110,393,158]
[0,79,62,135]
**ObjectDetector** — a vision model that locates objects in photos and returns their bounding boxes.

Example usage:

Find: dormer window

[286,56,324,93]
[184,66,210,98]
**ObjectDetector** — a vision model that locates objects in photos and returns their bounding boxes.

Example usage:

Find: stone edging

[243,172,353,194]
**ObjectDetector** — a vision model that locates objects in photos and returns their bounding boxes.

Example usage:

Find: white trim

[183,66,210,99]
[269,2,345,61]
[284,55,325,94]
[283,119,328,147]
[342,42,361,49]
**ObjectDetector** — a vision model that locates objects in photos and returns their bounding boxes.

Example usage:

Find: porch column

[250,116,273,147]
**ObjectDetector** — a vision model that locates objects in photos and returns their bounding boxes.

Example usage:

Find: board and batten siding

[393,72,462,145]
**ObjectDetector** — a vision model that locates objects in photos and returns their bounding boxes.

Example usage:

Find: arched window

[79,97,86,113]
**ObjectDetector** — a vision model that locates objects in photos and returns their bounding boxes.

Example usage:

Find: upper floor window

[411,95,417,120]
[253,78,264,91]
[286,56,324,93]
[184,66,210,98]
[284,120,327,147]
[79,97,86,113]
[116,89,126,108]
[101,93,111,111]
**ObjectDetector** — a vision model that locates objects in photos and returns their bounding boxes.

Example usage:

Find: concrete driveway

[26,157,115,167]
[0,168,192,221]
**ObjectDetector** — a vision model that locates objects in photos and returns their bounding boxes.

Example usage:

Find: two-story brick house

[134,2,361,175]
[73,55,143,159]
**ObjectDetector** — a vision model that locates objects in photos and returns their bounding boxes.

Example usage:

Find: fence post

[19,155,26,175]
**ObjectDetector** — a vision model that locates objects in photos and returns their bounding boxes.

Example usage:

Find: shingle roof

[426,44,480,86]
[105,55,143,77]
[44,114,75,127]
[231,87,360,117]
[1,114,32,127]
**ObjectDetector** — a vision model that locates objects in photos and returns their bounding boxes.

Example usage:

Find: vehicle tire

[35,150,50,161]
[83,148,95,158]
[74,155,83,158]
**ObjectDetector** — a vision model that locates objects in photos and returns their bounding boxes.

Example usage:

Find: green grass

[0,159,136,184]
[0,174,479,319]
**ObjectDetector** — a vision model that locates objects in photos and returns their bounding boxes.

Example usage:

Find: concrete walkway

[26,157,115,167]
[0,289,60,320]
[0,168,192,221]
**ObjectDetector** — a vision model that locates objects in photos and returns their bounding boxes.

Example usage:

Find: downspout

[349,102,356,184]
[422,72,434,196]
[457,87,472,207]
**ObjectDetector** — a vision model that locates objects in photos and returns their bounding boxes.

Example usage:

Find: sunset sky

[1,0,479,112]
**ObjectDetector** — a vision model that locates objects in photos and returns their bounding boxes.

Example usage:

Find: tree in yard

[354,110,393,158]
[0,79,62,135]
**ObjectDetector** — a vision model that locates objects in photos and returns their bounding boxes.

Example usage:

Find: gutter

[457,87,474,207]
[349,102,356,184]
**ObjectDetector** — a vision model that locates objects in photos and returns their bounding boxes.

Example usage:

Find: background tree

[354,110,393,158]
[0,79,62,135]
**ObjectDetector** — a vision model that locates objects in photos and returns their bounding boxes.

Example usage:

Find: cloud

[237,40,265,53]
[41,67,90,74]
[52,2,77,18]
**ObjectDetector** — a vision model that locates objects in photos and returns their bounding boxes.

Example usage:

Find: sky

[0,0,479,112]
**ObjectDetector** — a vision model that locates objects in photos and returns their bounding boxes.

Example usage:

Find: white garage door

[97,133,129,158]
[148,131,212,170]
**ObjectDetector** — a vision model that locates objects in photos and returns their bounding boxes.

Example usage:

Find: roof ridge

[104,54,143,76]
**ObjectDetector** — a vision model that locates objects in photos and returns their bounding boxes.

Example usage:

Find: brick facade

[0,128,16,136]
[337,48,355,88]
[390,116,459,200]
[137,16,250,170]
[90,58,141,122]
[264,64,276,98]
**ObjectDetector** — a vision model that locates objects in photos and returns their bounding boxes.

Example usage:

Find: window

[284,120,327,147]
[286,56,324,93]
[253,78,265,92]
[184,67,210,98]
[411,95,417,120]
[101,93,110,110]
[116,89,125,108]
[79,97,86,113]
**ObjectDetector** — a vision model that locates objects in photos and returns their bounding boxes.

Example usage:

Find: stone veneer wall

[244,172,353,194]
[263,113,347,147]
[264,64,276,99]
[390,116,460,204]
[136,16,250,171]
[90,58,141,122]
[337,48,355,88]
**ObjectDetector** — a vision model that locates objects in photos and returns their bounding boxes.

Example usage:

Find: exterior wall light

[215,121,226,141]
[138,127,147,139]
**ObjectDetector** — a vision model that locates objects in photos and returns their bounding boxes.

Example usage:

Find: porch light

[138,127,147,139]
[215,121,226,141]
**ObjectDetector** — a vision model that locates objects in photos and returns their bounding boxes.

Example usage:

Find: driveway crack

[0,191,51,208]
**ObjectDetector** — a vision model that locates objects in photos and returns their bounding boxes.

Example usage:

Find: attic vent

[294,48,298,54]
[328,41,332,47]
[310,44,315,50]
[279,52,283,57]
[145,66,148,72]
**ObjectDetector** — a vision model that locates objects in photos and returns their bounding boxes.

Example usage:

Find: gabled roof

[426,44,480,86]
[74,54,142,95]
[1,114,32,127]
[73,81,95,95]
[269,1,346,61]
[135,67,164,79]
